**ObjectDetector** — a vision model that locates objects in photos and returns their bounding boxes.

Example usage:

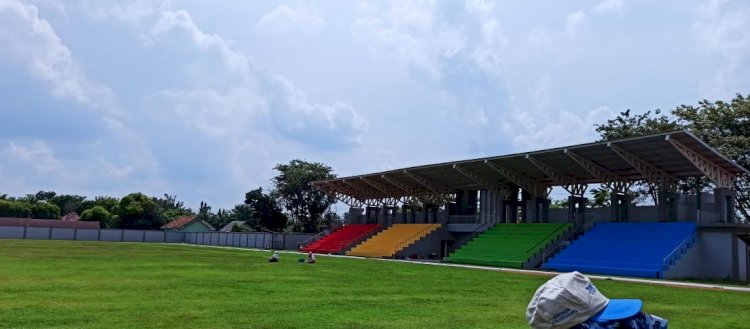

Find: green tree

[232,204,255,229]
[49,194,86,215]
[0,200,32,217]
[594,94,750,221]
[230,223,251,232]
[118,193,162,229]
[34,191,57,202]
[80,206,112,227]
[80,196,120,214]
[245,188,287,231]
[152,194,193,221]
[672,95,750,220]
[31,202,61,219]
[272,160,336,233]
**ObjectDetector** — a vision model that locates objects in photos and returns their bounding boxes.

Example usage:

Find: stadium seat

[346,224,441,258]
[444,223,571,269]
[301,224,380,254]
[542,222,696,278]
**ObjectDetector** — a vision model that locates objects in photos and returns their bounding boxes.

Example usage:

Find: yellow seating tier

[346,224,441,258]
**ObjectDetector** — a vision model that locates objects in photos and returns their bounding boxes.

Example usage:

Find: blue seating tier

[542,222,696,278]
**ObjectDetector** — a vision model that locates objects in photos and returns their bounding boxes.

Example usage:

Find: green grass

[0,240,748,328]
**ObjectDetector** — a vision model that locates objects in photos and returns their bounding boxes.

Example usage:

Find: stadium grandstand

[311,130,750,281]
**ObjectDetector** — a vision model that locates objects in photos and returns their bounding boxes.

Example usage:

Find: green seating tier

[444,223,570,268]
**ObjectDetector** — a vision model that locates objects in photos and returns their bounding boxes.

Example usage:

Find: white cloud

[353,1,444,81]
[5,141,63,172]
[595,0,625,15]
[503,76,615,149]
[145,7,366,150]
[82,0,158,23]
[0,0,161,189]
[693,0,750,98]
[565,10,587,36]
[0,0,114,109]
[255,5,324,35]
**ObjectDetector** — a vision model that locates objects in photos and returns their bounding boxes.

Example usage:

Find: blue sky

[1,0,749,210]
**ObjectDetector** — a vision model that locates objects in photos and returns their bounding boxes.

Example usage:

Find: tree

[230,223,251,232]
[232,204,255,229]
[0,200,32,218]
[80,196,120,214]
[272,160,336,233]
[34,191,57,201]
[118,193,162,229]
[152,194,193,221]
[245,188,287,231]
[672,95,750,221]
[49,194,86,215]
[80,206,112,227]
[31,202,61,219]
[594,94,750,221]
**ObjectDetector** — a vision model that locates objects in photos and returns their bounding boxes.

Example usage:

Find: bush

[31,202,61,219]
[80,206,111,227]
[0,200,32,218]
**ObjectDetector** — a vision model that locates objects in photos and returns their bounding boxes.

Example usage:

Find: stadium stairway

[301,224,380,254]
[346,224,441,258]
[542,222,697,279]
[444,223,571,269]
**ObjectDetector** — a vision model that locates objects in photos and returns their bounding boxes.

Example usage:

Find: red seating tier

[301,224,380,254]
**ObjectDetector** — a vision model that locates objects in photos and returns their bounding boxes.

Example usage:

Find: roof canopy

[312,130,748,207]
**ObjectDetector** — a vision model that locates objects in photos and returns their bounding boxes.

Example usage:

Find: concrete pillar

[491,191,499,223]
[480,189,488,223]
[520,190,530,223]
[497,199,508,223]
[348,208,364,224]
[540,197,550,223]
[610,193,629,222]
[714,188,737,223]
[567,196,587,224]
[658,186,678,222]
[508,198,518,223]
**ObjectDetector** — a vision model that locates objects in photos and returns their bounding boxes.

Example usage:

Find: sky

[1,0,749,211]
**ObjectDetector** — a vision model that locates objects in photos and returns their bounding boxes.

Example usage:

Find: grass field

[0,240,748,328]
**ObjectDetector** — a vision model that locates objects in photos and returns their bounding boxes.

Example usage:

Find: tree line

[0,159,340,232]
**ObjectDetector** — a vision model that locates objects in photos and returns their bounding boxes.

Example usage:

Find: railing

[662,231,696,271]
[524,224,570,256]
[448,221,495,254]
[297,228,331,250]
[393,225,439,258]
[540,213,599,264]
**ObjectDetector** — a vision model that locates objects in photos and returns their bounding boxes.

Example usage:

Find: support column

[567,196,588,224]
[479,190,490,223]
[499,199,508,223]
[540,197,550,223]
[657,186,678,222]
[521,190,531,223]
[506,198,516,223]
[491,191,500,223]
[610,193,629,222]
[348,208,364,224]
[714,188,737,223]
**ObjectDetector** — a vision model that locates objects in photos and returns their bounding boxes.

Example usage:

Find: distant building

[219,220,251,232]
[160,216,215,232]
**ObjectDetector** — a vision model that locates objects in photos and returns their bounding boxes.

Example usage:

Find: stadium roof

[312,130,748,206]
